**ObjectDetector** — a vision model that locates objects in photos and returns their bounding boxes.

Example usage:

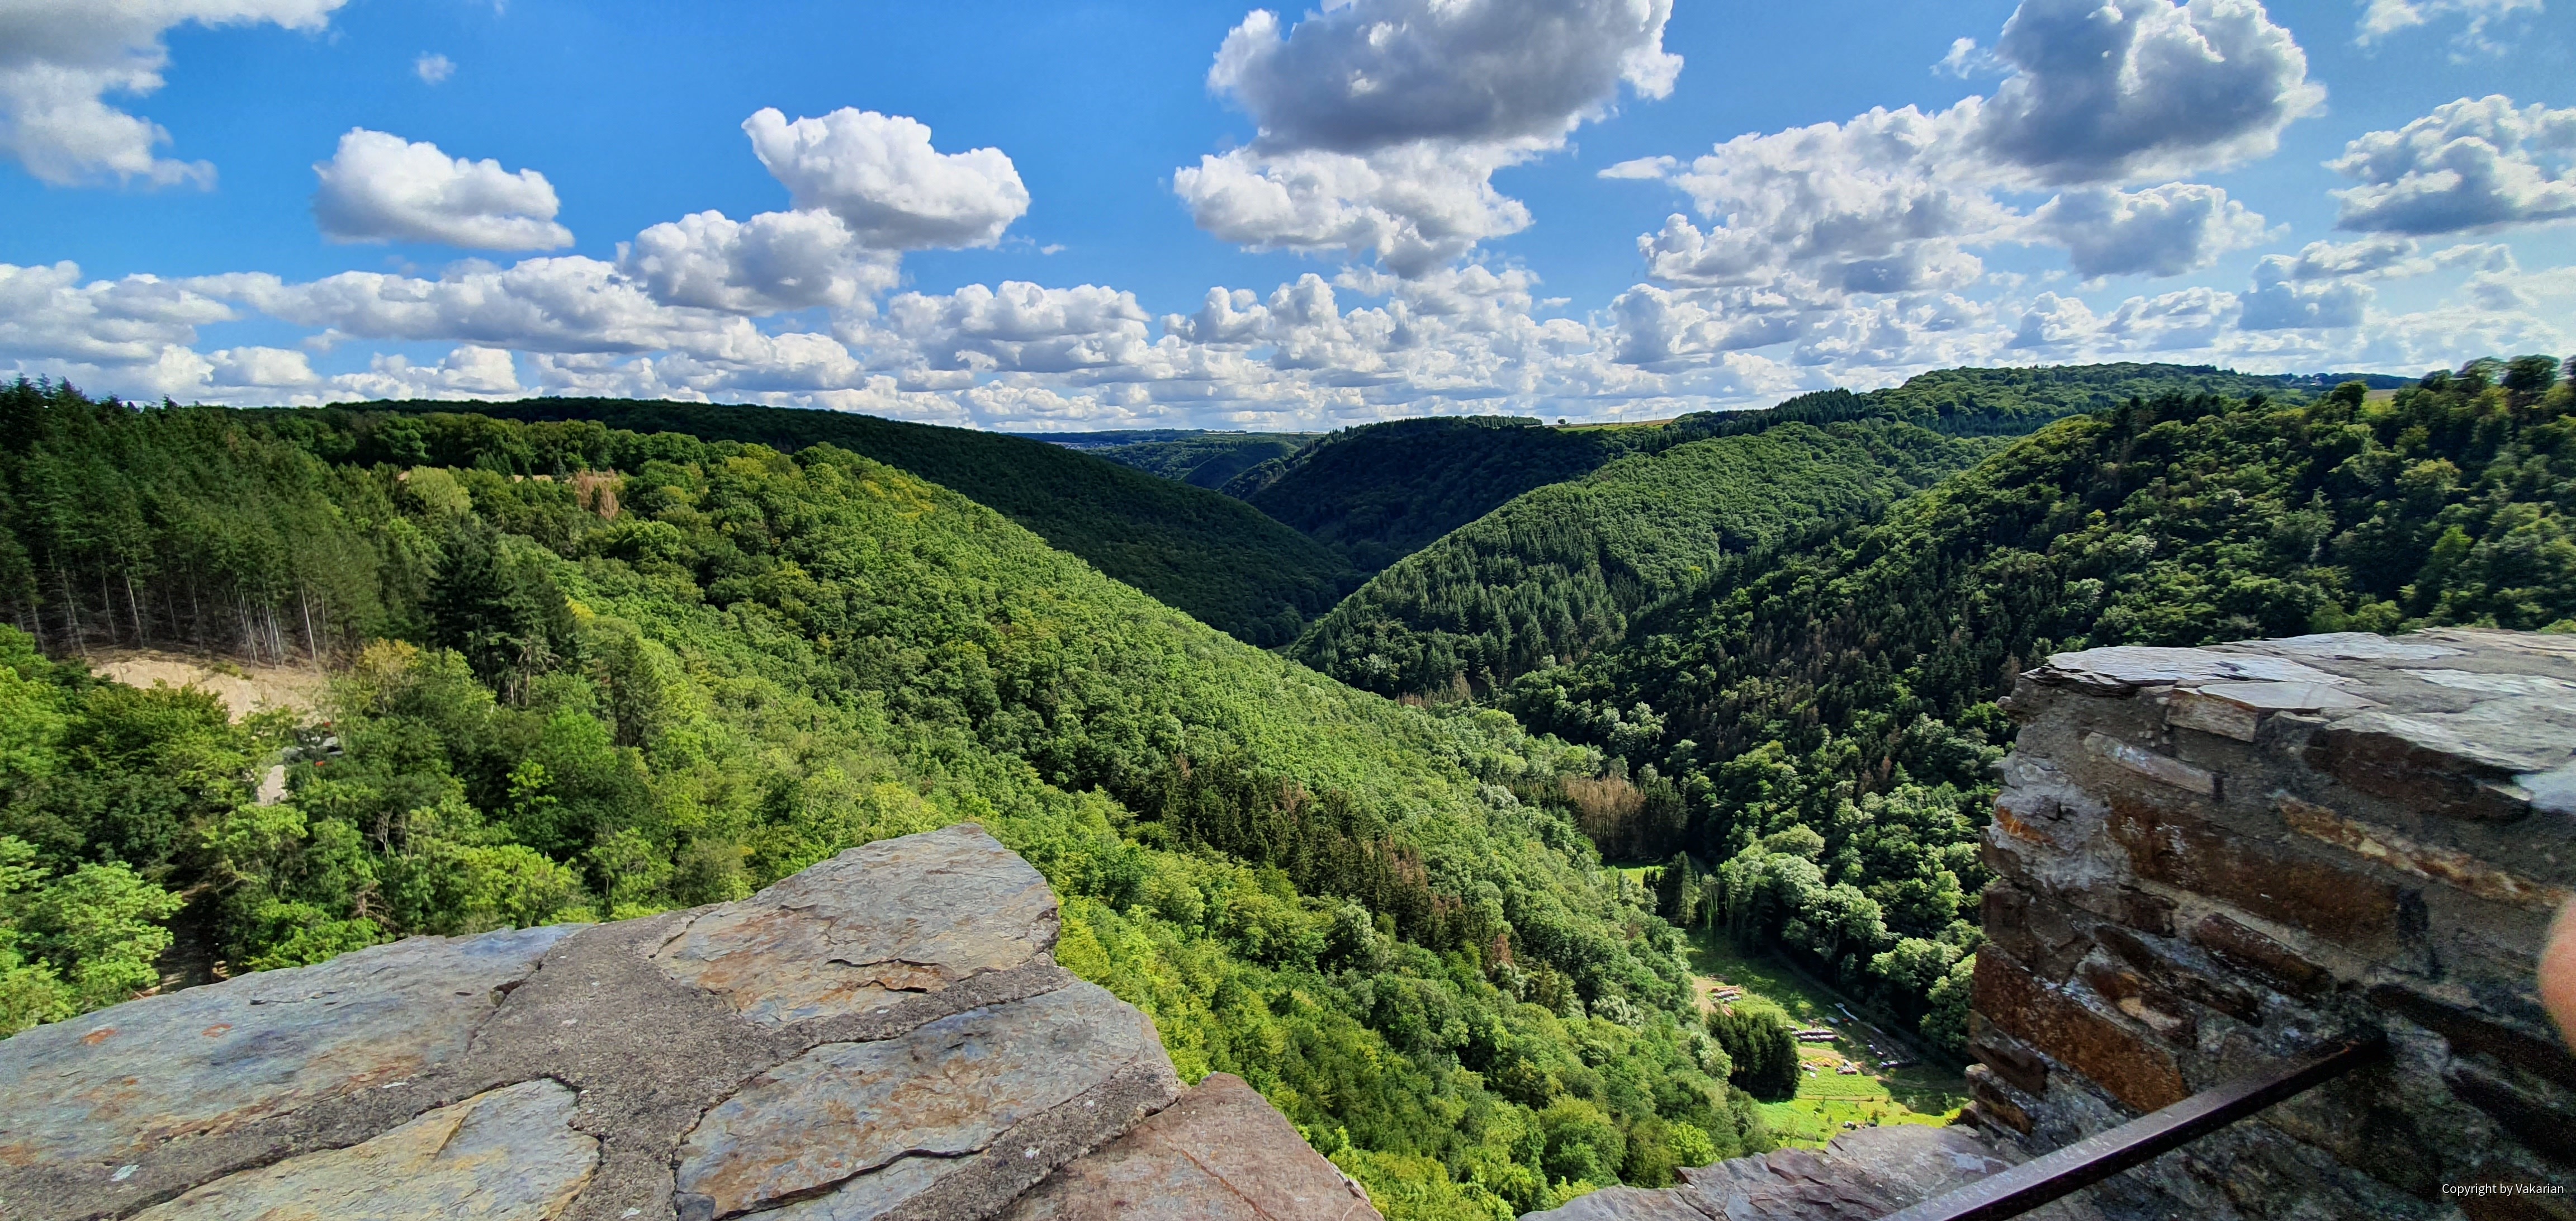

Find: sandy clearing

[85,650,328,722]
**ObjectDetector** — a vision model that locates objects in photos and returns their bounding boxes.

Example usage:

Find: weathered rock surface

[0,824,1350,1221]
[1002,1073,1379,1220]
[1978,629,2576,1220]
[1521,1125,2102,1220]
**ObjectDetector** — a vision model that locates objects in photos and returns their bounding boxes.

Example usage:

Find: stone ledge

[0,824,1318,1221]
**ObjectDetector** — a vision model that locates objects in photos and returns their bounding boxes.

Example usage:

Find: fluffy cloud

[311,129,574,250]
[1180,0,1678,275]
[618,209,898,313]
[207,346,318,389]
[0,261,234,366]
[1175,143,1533,277]
[414,53,454,85]
[1626,107,2003,294]
[883,282,1159,376]
[1208,0,1677,152]
[1971,0,2323,184]
[197,258,753,355]
[2355,0,2543,49]
[1610,0,2317,299]
[0,0,344,187]
[2031,183,2270,279]
[2330,96,2576,235]
[2239,277,2371,330]
[330,346,523,400]
[743,107,1028,249]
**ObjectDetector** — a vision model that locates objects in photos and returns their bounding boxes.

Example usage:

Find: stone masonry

[1976,629,2576,1220]
[0,824,1380,1221]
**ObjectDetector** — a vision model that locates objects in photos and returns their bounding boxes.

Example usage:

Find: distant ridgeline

[1215,363,2359,578]
[1019,429,1316,493]
[1280,363,2369,705]
[335,398,1356,649]
[0,378,1770,1221]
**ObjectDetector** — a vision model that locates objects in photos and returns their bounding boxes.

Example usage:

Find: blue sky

[2,0,2571,428]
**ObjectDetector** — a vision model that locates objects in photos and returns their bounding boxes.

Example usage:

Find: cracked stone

[130,1080,597,1220]
[0,924,575,1170]
[672,982,1162,1219]
[652,823,1059,1026]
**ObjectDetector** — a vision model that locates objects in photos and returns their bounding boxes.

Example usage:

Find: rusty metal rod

[1877,1035,2389,1221]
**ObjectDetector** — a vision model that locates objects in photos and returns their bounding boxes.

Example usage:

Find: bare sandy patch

[86,650,328,722]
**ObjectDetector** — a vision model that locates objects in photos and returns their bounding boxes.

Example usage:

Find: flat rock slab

[0,824,1221,1221]
[675,983,1164,1219]
[653,826,1060,1026]
[1001,1072,1380,1221]
[0,924,577,1171]
[2038,628,2576,818]
[132,1080,598,1220]
[1526,1125,2105,1221]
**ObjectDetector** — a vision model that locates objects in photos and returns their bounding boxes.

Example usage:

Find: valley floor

[1682,929,1968,1148]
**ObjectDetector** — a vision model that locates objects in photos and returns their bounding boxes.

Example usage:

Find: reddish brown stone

[2109,796,2407,953]
[1973,950,2189,1113]
[2185,914,2336,998]
[1963,1066,2033,1135]
[2306,726,2531,823]
[2370,986,2576,1092]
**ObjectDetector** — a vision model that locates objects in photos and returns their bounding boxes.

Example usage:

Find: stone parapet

[0,824,1378,1221]
[1976,629,2576,1219]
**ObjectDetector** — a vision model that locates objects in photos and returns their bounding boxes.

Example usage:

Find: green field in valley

[1684,929,1969,1147]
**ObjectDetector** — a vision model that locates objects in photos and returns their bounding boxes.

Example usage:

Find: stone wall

[1973,629,2576,1220]
[0,824,1379,1221]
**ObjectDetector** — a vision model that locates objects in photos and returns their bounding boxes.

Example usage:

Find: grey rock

[652,824,1060,1026]
[0,823,1238,1221]
[131,1080,598,1220]
[1002,1072,1380,1220]
[1987,629,2576,1220]
[673,983,1164,1219]
[0,924,576,1171]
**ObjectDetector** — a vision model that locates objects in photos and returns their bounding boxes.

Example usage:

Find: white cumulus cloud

[2330,96,2576,235]
[1180,0,1678,276]
[618,209,898,314]
[0,0,345,187]
[743,107,1029,250]
[2031,183,2271,280]
[414,53,454,85]
[1971,0,2324,184]
[311,129,574,250]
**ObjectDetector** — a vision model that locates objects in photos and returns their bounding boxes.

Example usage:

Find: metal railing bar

[1876,1035,2389,1221]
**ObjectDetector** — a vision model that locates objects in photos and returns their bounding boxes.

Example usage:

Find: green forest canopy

[1290,419,1995,702]
[1508,356,2574,1056]
[322,398,1357,649]
[0,380,1762,1220]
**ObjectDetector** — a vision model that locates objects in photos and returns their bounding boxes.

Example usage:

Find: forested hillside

[0,381,1759,1220]
[1044,430,1314,491]
[1291,422,1992,700]
[1506,357,2575,1056]
[1225,365,2331,579]
[337,398,1356,647]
